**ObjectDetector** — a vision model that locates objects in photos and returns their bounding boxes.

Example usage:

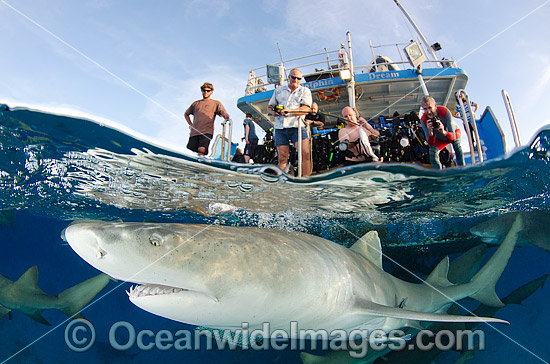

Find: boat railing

[457,89,484,163]
[501,89,521,148]
[244,47,346,95]
[243,40,457,96]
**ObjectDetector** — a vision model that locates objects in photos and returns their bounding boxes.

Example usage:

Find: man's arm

[338,128,349,142]
[358,117,379,136]
[184,105,193,126]
[283,87,312,116]
[267,91,281,116]
[282,104,310,116]
[217,102,230,119]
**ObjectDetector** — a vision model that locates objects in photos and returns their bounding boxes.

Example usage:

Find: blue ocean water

[1,105,549,363]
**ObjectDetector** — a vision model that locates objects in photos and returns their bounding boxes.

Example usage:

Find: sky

[0,0,549,156]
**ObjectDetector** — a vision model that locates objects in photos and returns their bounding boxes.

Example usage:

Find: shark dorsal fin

[350,231,383,270]
[14,266,45,294]
[425,257,453,287]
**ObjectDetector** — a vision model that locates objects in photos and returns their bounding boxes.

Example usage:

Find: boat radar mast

[393,0,439,63]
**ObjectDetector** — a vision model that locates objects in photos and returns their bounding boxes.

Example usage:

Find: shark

[0,266,111,325]
[300,262,547,364]
[370,273,549,364]
[470,211,550,251]
[298,243,489,364]
[62,215,523,338]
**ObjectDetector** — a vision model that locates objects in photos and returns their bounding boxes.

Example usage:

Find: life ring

[317,87,341,102]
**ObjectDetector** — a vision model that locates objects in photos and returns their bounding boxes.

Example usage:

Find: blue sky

[0,0,549,156]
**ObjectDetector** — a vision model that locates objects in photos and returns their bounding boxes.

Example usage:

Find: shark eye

[149,233,164,247]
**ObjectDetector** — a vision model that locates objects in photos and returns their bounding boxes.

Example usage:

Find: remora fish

[470,211,550,251]
[63,216,522,336]
[0,266,111,325]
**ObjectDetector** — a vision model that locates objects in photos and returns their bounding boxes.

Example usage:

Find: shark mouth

[127,284,188,298]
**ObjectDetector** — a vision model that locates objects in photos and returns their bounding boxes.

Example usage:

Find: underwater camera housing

[338,139,349,151]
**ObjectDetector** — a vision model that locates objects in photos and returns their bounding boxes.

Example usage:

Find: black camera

[430,116,441,129]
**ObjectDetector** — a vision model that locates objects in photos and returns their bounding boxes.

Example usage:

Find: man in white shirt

[267,69,312,176]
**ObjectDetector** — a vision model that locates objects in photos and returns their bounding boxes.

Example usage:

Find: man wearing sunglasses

[185,82,230,156]
[267,69,313,176]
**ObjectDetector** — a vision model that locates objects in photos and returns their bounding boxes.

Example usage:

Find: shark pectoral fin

[14,266,46,295]
[57,273,111,318]
[355,299,509,325]
[28,311,51,326]
[350,231,383,270]
[426,256,453,287]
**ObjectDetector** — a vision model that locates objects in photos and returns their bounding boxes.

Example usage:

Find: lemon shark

[0,266,110,325]
[63,215,522,337]
[471,211,550,251]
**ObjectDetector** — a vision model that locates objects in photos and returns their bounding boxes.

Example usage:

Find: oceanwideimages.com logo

[65,319,485,358]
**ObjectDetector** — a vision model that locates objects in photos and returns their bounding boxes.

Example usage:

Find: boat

[234,2,514,175]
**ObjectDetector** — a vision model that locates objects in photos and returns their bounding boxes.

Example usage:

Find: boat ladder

[502,89,521,148]
[457,89,484,163]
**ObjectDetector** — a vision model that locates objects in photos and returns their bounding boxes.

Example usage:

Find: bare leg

[277,145,290,172]
[296,138,311,177]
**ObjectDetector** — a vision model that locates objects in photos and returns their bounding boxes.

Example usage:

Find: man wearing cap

[185,82,230,156]
[267,68,312,176]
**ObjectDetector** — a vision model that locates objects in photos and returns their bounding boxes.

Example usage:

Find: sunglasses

[290,75,302,80]
[201,89,212,92]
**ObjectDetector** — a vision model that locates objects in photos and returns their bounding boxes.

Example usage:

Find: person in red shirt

[420,95,465,169]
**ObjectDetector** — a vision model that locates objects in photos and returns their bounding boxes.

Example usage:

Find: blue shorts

[274,128,308,146]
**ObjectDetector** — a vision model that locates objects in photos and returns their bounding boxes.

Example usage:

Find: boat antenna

[276,42,288,79]
[392,0,438,62]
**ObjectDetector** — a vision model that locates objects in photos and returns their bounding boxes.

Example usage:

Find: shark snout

[64,224,109,262]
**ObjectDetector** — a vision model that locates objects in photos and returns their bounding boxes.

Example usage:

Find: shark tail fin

[57,273,111,319]
[469,214,523,307]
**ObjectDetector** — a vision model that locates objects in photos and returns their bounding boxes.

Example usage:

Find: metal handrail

[244,47,457,96]
[456,89,483,163]
[220,118,233,161]
[502,89,521,147]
